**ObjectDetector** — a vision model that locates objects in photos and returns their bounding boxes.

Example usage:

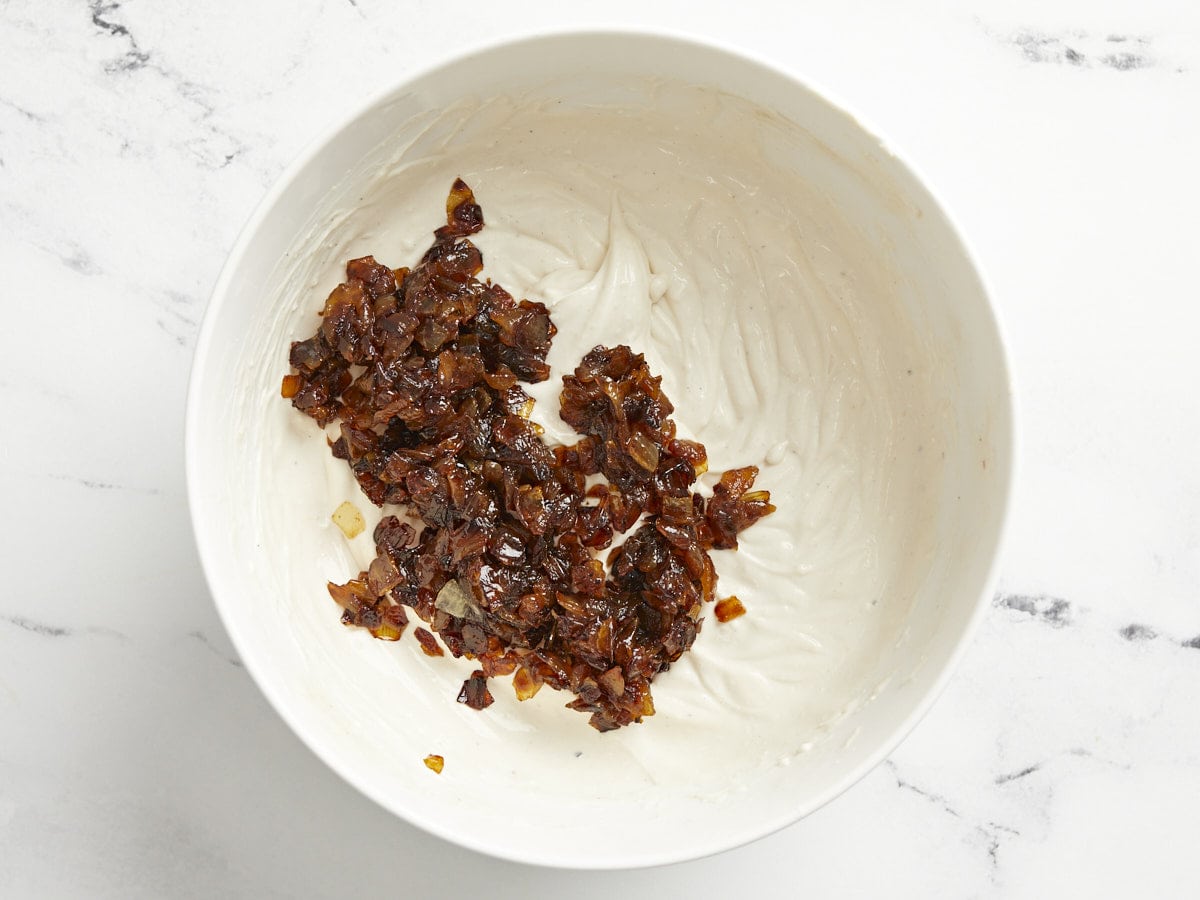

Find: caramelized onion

[286,180,774,730]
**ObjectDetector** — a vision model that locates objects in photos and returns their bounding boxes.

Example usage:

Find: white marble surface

[2,0,1198,895]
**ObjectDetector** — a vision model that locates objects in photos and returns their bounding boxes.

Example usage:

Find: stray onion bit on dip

[331,500,365,539]
[282,180,776,731]
[714,596,747,623]
[423,754,444,774]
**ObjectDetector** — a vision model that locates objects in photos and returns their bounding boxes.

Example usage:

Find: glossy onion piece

[703,467,778,551]
[457,670,494,710]
[423,754,444,774]
[714,596,747,623]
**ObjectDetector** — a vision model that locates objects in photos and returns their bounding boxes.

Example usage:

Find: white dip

[249,83,944,801]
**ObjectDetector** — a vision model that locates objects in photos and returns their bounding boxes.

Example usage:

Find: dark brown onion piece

[436,178,485,239]
[346,255,398,299]
[414,627,444,657]
[457,670,494,710]
[703,466,777,550]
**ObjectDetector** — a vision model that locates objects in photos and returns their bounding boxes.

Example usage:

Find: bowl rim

[185,24,1019,870]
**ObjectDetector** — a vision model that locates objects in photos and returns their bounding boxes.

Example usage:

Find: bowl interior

[188,32,1013,867]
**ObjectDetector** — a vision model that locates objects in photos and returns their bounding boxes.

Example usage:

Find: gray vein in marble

[994,764,1040,785]
[994,748,1131,797]
[993,592,1072,627]
[59,244,102,276]
[1120,623,1157,641]
[1113,623,1200,650]
[885,761,1023,875]
[89,0,150,73]
[3,193,198,348]
[0,96,46,123]
[187,630,244,668]
[884,760,961,818]
[49,474,163,496]
[37,237,101,276]
[991,26,1165,72]
[984,832,1000,868]
[0,196,104,277]
[152,289,201,347]
[82,1,251,172]
[0,379,81,409]
[980,822,1021,872]
[7,617,70,638]
[1068,746,1132,772]
[3,615,126,641]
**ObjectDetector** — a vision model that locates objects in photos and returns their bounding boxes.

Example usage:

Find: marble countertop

[3,0,1198,895]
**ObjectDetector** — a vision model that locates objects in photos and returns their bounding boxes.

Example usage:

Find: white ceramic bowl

[187,31,1014,868]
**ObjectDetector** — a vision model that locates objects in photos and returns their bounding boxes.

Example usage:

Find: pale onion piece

[640,691,656,718]
[435,579,476,618]
[331,501,365,539]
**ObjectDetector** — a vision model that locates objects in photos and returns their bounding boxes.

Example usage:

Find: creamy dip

[249,84,942,799]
